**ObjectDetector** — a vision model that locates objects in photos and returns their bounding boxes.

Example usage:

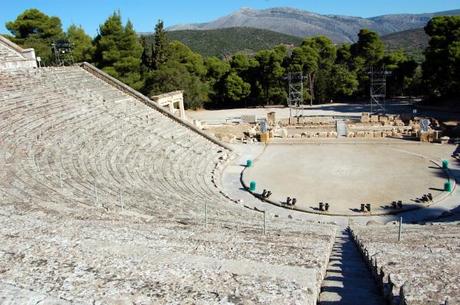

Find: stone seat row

[351,223,460,305]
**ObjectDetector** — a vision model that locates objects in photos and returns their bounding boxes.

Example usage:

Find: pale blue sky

[1,0,459,36]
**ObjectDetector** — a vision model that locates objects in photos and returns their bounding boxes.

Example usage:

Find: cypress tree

[151,20,169,70]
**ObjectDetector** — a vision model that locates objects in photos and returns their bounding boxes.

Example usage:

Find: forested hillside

[382,28,428,62]
[160,27,302,57]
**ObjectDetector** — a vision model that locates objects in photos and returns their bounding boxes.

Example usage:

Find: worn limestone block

[279,118,290,126]
[440,136,450,144]
[379,116,389,124]
[267,112,276,126]
[361,112,370,123]
[193,120,203,129]
[383,131,392,137]
[347,131,355,138]
[241,115,257,124]
[281,128,288,138]
[370,115,379,123]
[365,131,374,138]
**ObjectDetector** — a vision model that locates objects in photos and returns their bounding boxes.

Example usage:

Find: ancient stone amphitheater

[0,35,458,305]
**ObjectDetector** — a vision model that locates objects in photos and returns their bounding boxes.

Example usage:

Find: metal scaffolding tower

[51,40,74,66]
[286,72,305,119]
[368,66,390,113]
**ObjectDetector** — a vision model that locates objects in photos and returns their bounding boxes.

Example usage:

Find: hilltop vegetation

[155,26,428,61]
[382,28,428,62]
[162,27,302,57]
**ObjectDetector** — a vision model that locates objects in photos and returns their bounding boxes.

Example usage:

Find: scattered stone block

[356,131,365,137]
[364,131,374,138]
[347,131,355,138]
[281,128,288,138]
[440,136,450,144]
[267,112,276,126]
[379,116,389,124]
[241,115,257,124]
[361,113,370,123]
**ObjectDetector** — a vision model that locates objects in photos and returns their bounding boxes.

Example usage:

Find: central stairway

[319,229,385,305]
[336,119,347,138]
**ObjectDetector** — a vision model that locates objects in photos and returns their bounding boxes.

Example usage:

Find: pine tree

[423,16,460,99]
[93,12,143,89]
[6,9,64,63]
[66,25,94,62]
[93,12,123,69]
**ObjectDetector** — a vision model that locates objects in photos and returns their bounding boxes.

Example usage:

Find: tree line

[4,9,460,109]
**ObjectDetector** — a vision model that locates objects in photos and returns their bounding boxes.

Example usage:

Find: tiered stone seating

[0,195,337,304]
[0,36,37,70]
[0,42,25,64]
[0,66,238,218]
[351,223,460,305]
[0,47,338,302]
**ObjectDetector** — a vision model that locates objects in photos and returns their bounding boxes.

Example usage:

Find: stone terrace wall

[0,35,37,71]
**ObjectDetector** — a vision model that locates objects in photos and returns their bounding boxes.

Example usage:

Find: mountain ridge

[166,7,460,43]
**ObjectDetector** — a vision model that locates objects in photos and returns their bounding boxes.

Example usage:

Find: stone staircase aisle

[336,119,347,138]
[319,229,385,305]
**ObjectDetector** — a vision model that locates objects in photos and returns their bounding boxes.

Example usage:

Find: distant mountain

[167,7,460,43]
[382,28,429,62]
[162,27,302,57]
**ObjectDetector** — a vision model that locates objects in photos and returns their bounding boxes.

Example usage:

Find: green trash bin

[249,181,256,192]
[442,160,449,169]
[444,181,452,192]
[246,160,253,168]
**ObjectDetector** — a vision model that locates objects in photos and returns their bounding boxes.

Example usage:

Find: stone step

[319,294,384,305]
[319,229,385,305]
